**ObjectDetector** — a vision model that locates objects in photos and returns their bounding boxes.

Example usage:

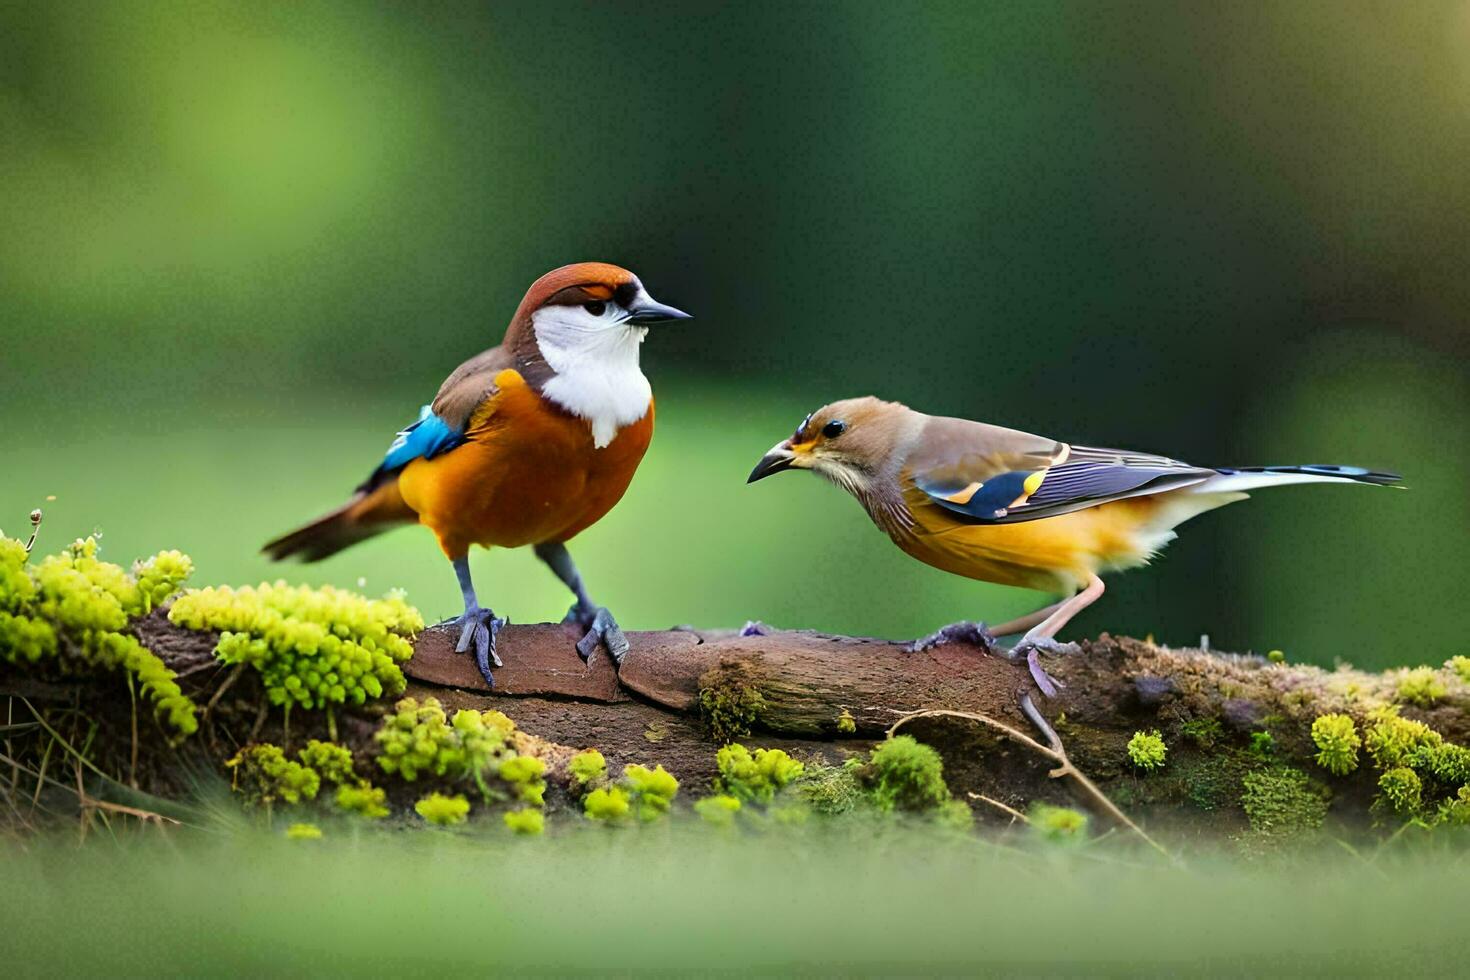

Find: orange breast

[895,482,1167,593]
[397,371,653,558]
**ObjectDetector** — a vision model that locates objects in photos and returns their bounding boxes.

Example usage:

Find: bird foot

[564,604,630,665]
[453,607,506,688]
[908,620,998,655]
[1010,637,1078,698]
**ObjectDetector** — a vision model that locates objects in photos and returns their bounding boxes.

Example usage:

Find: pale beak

[747,440,799,483]
[626,293,693,325]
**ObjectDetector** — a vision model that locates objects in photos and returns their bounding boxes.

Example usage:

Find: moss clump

[228,744,321,806]
[694,794,742,826]
[836,709,856,734]
[1127,730,1167,772]
[169,581,421,712]
[624,764,679,820]
[503,808,545,835]
[1180,717,1224,749]
[584,785,631,821]
[0,536,197,736]
[1239,767,1328,844]
[1030,804,1088,844]
[797,761,866,815]
[1447,656,1470,685]
[1310,714,1361,776]
[299,740,357,785]
[415,792,470,826]
[1396,667,1447,707]
[860,736,951,813]
[285,822,323,840]
[1364,708,1440,769]
[373,697,514,787]
[715,744,805,805]
[1249,731,1275,757]
[334,782,389,819]
[1411,742,1470,787]
[1378,767,1422,816]
[695,662,766,744]
[499,755,547,807]
[568,749,606,786]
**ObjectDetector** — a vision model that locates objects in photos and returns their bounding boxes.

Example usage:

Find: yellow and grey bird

[747,396,1400,696]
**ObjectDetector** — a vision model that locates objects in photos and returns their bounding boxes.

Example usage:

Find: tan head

[747,396,922,495]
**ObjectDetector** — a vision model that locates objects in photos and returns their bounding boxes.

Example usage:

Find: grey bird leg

[534,542,630,665]
[1011,573,1106,698]
[451,556,504,688]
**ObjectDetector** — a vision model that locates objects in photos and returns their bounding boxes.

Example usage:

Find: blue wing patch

[357,406,465,491]
[916,470,1034,521]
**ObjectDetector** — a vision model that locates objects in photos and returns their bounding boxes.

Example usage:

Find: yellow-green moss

[299,740,357,785]
[1030,804,1088,844]
[334,782,389,819]
[836,709,856,734]
[568,749,607,786]
[1310,713,1361,776]
[715,744,804,805]
[694,793,742,826]
[1448,656,1470,685]
[862,735,951,813]
[373,696,515,790]
[1239,767,1328,843]
[1396,667,1447,707]
[624,763,680,820]
[1127,730,1167,772]
[1378,767,1422,816]
[284,822,323,840]
[1180,717,1224,749]
[695,662,766,744]
[0,536,197,736]
[227,744,321,806]
[584,785,630,821]
[797,760,866,816]
[415,792,470,825]
[1364,708,1440,769]
[503,808,545,835]
[169,581,421,711]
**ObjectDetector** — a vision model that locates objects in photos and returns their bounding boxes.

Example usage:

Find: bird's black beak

[626,295,693,325]
[747,443,798,483]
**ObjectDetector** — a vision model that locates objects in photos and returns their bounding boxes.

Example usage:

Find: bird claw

[454,608,506,688]
[908,620,998,655]
[1011,637,1077,698]
[564,604,630,665]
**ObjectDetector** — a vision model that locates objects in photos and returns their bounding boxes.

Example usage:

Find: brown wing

[431,344,516,431]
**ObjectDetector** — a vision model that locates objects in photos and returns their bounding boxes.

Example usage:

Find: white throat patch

[532,306,652,448]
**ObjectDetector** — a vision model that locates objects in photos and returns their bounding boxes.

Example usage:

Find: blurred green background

[3,1,1467,669]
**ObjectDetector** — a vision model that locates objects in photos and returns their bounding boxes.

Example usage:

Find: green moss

[1447,656,1470,685]
[715,744,805,805]
[228,744,321,806]
[1378,767,1422,816]
[499,755,547,807]
[1127,730,1167,772]
[1239,767,1328,843]
[584,786,631,821]
[1,536,197,737]
[1248,731,1275,757]
[862,736,950,813]
[624,763,679,821]
[334,782,389,819]
[836,710,856,734]
[1410,742,1470,787]
[796,761,866,816]
[1310,714,1361,776]
[503,808,545,835]
[1266,649,1286,664]
[1030,804,1088,844]
[1396,667,1447,707]
[568,749,607,786]
[373,697,515,789]
[299,740,356,785]
[695,662,766,744]
[415,792,470,826]
[169,580,421,711]
[694,794,742,826]
[1364,708,1440,768]
[1180,717,1224,749]
[284,822,323,840]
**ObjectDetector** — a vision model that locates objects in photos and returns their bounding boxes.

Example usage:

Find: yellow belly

[895,485,1192,593]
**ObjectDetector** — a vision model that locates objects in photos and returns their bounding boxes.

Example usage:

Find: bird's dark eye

[583,301,607,316]
[822,420,847,439]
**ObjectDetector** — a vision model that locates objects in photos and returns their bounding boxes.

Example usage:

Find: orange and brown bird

[748,396,1399,696]
[265,262,690,685]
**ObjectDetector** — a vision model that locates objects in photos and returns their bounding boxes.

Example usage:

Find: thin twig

[889,704,1174,862]
[204,663,246,718]
[968,791,1030,825]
